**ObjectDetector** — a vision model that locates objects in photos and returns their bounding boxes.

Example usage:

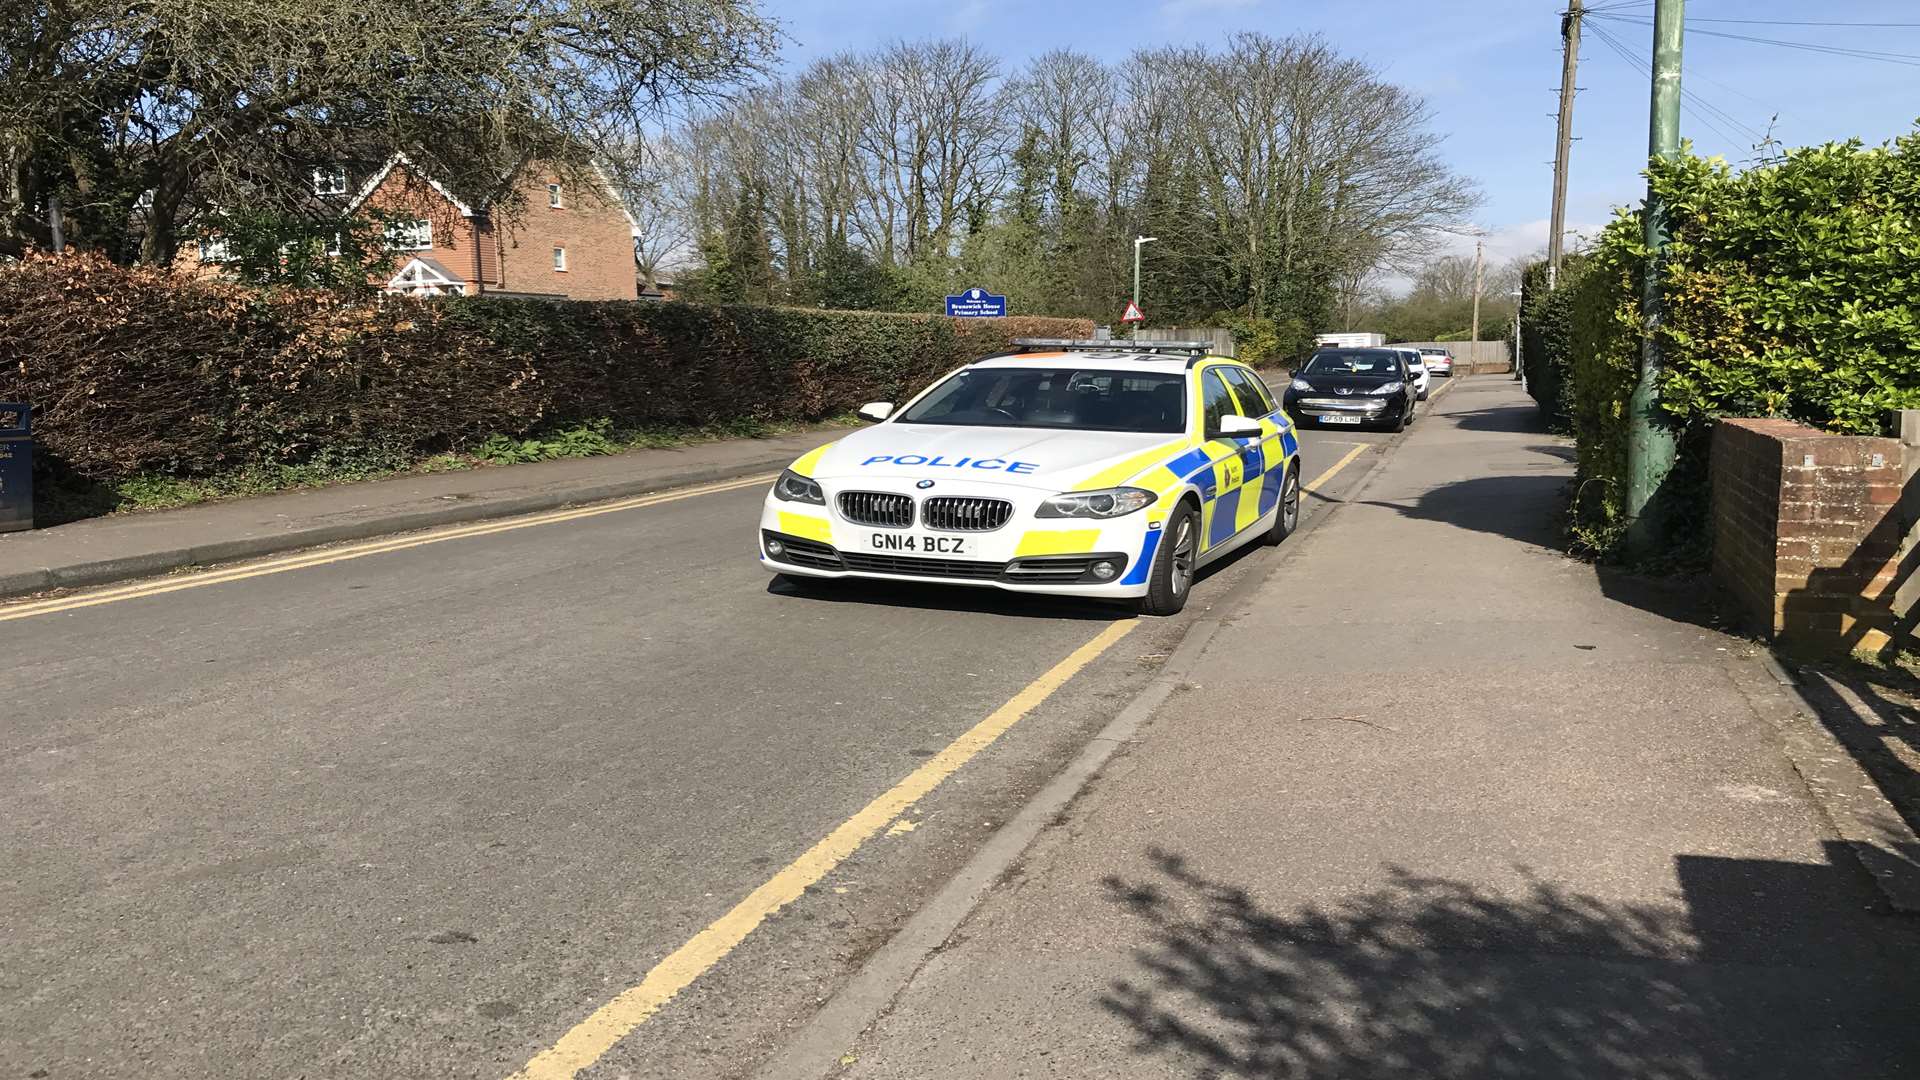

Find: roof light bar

[1009,338,1215,353]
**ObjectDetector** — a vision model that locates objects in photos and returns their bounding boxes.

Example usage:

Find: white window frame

[385,218,433,251]
[548,183,564,208]
[552,246,568,272]
[312,165,349,197]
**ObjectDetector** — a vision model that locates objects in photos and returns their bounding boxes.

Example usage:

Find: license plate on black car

[1321,415,1363,425]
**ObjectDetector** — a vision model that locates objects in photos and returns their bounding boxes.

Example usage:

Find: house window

[313,165,349,197]
[385,218,432,251]
[552,246,567,271]
[548,183,563,208]
[198,237,231,263]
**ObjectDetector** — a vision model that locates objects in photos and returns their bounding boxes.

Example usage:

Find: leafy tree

[196,209,397,294]
[2,0,775,262]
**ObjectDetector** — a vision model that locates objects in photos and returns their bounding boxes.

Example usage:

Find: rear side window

[1219,366,1276,416]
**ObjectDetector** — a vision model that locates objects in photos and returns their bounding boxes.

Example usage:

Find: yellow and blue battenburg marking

[1113,401,1297,584]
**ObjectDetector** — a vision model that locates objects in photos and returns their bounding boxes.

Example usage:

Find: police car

[758,340,1303,615]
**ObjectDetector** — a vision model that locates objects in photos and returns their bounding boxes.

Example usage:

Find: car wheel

[1135,502,1198,616]
[1418,387,1430,401]
[1388,401,1409,432]
[1266,464,1300,546]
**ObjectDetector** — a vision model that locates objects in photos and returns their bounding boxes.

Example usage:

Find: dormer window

[548,183,564,208]
[313,165,349,197]
[385,218,433,251]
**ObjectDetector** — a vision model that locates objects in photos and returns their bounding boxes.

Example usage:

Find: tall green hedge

[1564,129,1920,561]
[0,253,1092,488]
[1518,254,1590,430]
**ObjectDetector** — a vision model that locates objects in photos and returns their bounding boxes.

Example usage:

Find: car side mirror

[1212,414,1264,440]
[857,401,894,423]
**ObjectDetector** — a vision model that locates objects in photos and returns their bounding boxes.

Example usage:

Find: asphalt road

[1,407,1418,1079]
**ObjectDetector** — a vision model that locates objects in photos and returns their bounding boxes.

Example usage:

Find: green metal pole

[1625,0,1684,556]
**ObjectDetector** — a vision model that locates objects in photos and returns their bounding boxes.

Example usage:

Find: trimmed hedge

[0,254,1092,489]
[1517,255,1589,430]
[1562,131,1920,562]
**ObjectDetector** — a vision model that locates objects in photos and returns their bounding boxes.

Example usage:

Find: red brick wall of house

[359,167,482,292]
[1711,417,1908,653]
[494,167,637,300]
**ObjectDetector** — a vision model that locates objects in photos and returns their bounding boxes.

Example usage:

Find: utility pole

[1469,239,1484,368]
[1625,0,1684,555]
[1548,0,1583,289]
[1130,235,1156,340]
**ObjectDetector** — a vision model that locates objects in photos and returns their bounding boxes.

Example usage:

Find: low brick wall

[1711,416,1912,654]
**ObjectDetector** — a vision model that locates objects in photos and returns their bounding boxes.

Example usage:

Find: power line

[1689,17,1920,29]
[1589,12,1920,67]
[1587,21,1767,147]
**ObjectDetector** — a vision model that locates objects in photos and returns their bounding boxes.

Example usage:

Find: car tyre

[1418,387,1430,401]
[1387,401,1410,432]
[1265,464,1301,546]
[1135,502,1198,616]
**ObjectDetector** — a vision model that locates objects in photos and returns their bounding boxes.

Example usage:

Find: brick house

[194,153,640,301]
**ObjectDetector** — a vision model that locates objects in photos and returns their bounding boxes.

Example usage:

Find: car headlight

[1036,487,1157,519]
[772,469,825,504]
[1368,381,1405,395]
[1290,377,1314,392]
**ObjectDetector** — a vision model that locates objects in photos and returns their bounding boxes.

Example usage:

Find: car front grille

[838,491,915,528]
[838,552,1007,580]
[921,496,1012,532]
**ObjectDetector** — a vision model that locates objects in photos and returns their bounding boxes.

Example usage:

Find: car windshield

[896,367,1186,434]
[1303,350,1401,378]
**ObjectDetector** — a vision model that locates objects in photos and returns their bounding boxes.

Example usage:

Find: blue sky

[764,0,1920,273]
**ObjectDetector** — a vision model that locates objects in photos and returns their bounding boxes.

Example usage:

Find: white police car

[758,340,1302,615]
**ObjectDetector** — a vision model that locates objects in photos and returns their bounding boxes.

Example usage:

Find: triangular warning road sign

[1120,301,1145,323]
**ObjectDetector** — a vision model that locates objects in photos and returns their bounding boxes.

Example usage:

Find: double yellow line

[507,440,1379,1079]
[0,473,778,623]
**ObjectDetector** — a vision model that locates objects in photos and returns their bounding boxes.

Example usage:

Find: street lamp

[1132,235,1157,339]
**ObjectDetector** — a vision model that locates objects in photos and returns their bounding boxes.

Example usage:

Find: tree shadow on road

[1097,847,1920,1080]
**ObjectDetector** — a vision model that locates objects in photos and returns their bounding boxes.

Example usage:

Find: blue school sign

[944,288,1007,317]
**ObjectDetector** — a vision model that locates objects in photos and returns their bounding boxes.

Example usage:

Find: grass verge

[38,416,856,526]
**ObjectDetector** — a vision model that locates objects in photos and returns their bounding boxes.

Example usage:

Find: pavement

[816,377,1920,1080]
[0,397,1402,1079]
[0,427,846,598]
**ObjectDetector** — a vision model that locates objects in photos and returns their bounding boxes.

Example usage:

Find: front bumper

[758,482,1161,598]
[761,530,1142,595]
[1286,395,1396,420]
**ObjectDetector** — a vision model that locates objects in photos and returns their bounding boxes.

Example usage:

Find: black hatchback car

[1283,348,1418,431]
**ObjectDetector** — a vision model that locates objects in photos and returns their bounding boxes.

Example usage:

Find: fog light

[766,538,785,557]
[1090,560,1118,580]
